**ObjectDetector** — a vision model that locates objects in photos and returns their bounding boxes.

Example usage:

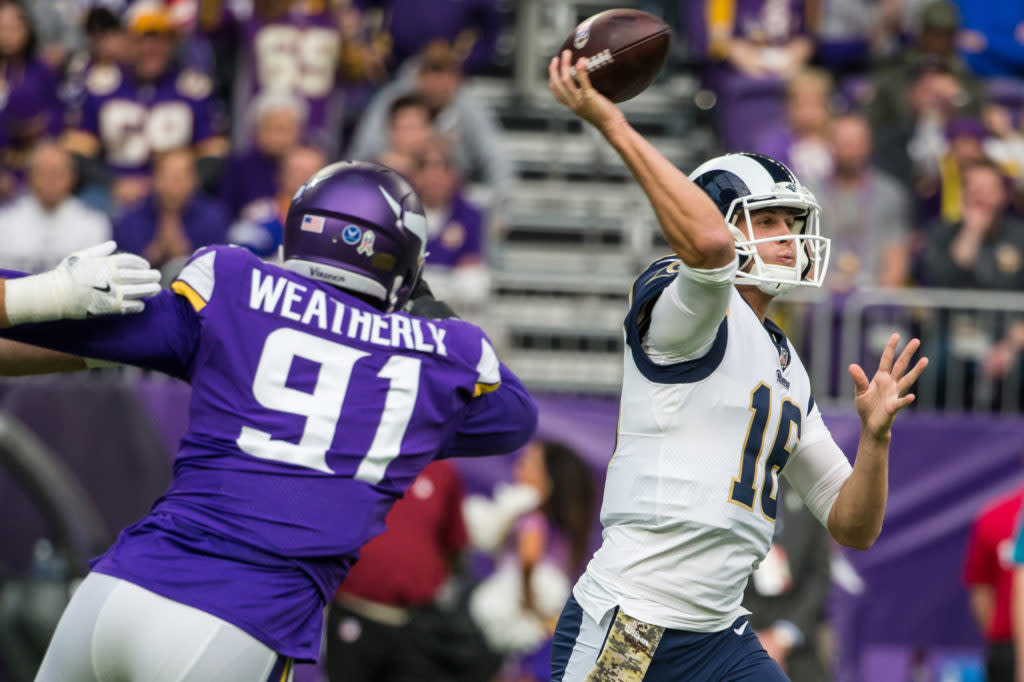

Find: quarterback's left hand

[4,241,162,326]
[849,334,928,440]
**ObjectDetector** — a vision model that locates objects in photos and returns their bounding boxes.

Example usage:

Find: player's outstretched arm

[827,334,928,550]
[0,241,161,328]
[547,50,733,270]
[443,363,538,459]
[0,339,87,375]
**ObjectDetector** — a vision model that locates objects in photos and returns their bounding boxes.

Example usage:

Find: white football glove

[5,241,162,325]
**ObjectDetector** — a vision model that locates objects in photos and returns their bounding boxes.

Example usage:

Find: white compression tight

[35,573,291,682]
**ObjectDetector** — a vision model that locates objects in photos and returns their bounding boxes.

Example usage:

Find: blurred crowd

[0,0,503,315]
[685,0,1024,410]
[691,0,1024,295]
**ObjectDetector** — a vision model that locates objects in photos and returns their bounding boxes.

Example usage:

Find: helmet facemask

[726,184,831,297]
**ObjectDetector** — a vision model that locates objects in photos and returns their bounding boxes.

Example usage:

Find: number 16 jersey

[573,256,841,632]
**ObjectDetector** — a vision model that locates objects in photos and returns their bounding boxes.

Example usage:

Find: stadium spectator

[25,0,86,70]
[352,0,501,75]
[228,144,327,260]
[325,460,472,682]
[219,91,306,221]
[0,142,110,274]
[113,148,229,273]
[374,93,435,178]
[199,0,345,157]
[873,61,970,203]
[0,0,63,200]
[921,160,1024,289]
[408,137,490,319]
[983,104,1024,191]
[744,481,832,681]
[964,481,1023,682]
[348,40,514,204]
[808,0,906,77]
[62,6,129,107]
[65,1,228,212]
[917,117,991,226]
[466,439,595,682]
[753,68,835,192]
[919,161,1024,408]
[865,0,985,135]
[818,114,911,291]
[700,0,814,152]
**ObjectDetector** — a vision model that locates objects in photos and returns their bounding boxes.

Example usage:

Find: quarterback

[547,51,927,681]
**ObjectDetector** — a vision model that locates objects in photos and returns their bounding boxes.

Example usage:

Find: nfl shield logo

[301,215,325,233]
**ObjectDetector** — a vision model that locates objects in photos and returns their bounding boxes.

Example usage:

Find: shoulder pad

[85,64,122,97]
[176,69,213,100]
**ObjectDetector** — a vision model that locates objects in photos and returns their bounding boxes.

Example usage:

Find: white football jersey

[573,255,839,632]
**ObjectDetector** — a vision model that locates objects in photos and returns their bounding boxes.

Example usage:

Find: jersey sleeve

[646,254,737,361]
[781,403,853,528]
[0,291,201,379]
[624,256,733,384]
[442,362,538,459]
[170,245,234,313]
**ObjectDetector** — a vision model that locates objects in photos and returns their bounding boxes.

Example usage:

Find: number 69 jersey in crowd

[0,245,536,661]
[572,256,848,633]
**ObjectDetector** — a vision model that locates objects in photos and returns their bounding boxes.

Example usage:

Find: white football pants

[35,573,292,682]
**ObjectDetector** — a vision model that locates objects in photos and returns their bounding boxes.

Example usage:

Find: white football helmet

[689,152,830,297]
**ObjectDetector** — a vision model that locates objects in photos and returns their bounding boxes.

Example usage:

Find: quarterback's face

[739,208,800,269]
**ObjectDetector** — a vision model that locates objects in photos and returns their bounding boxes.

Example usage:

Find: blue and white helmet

[689,152,830,297]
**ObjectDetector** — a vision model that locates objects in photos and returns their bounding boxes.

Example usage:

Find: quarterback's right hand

[4,241,162,326]
[548,49,626,134]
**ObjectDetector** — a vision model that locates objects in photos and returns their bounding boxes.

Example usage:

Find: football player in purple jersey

[0,161,537,681]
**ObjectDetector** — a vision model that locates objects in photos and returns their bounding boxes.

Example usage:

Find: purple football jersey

[61,245,525,660]
[74,63,222,176]
[233,9,344,156]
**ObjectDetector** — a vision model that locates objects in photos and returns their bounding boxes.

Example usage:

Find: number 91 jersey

[92,246,504,660]
[574,256,834,632]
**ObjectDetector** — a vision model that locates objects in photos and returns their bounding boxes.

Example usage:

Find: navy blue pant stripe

[549,595,585,681]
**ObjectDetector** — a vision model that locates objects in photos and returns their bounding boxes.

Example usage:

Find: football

[559,8,671,103]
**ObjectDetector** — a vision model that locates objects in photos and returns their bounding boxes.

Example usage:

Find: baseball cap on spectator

[918,0,960,32]
[127,1,175,34]
[945,117,988,142]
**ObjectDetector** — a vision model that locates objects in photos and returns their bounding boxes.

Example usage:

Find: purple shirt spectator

[67,63,222,178]
[692,0,813,152]
[425,194,484,268]
[217,6,343,156]
[113,193,229,258]
[0,58,63,179]
[219,149,278,220]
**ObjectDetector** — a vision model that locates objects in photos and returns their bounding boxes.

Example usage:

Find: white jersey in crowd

[573,254,852,633]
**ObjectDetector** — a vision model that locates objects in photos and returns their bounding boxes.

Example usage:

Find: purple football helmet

[282,161,428,312]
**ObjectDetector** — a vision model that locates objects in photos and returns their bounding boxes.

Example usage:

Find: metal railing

[491,283,1024,413]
